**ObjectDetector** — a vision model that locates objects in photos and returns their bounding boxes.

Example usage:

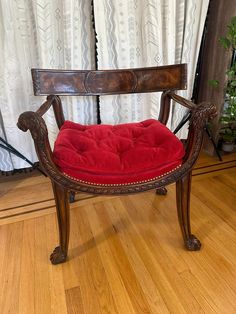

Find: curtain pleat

[0,0,209,172]
[0,0,96,171]
[94,0,209,138]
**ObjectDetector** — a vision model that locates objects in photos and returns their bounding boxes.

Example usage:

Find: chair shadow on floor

[69,217,130,259]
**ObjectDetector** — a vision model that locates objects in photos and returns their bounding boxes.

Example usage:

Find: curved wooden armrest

[167,91,217,120]
[36,95,56,116]
[17,111,58,176]
[158,91,198,125]
[35,94,65,129]
[167,92,197,110]
[159,91,217,166]
[167,91,217,121]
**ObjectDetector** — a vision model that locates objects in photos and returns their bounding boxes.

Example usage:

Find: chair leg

[50,181,70,264]
[156,187,167,195]
[176,172,201,251]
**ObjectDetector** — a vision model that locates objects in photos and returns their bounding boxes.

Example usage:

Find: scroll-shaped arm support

[167,91,217,166]
[17,111,58,177]
[17,94,65,177]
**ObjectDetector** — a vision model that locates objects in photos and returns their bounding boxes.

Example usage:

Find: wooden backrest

[31,64,187,96]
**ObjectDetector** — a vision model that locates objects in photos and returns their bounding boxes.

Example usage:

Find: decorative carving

[17,66,217,264]
[191,102,217,128]
[156,187,168,195]
[15,102,215,197]
[17,111,48,141]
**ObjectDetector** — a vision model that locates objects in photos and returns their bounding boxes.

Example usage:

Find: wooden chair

[17,64,216,264]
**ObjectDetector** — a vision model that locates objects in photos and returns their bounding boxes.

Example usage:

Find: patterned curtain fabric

[0,111,13,172]
[94,0,209,138]
[0,1,96,171]
[0,0,209,172]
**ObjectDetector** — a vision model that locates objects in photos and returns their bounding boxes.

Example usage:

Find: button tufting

[53,119,185,185]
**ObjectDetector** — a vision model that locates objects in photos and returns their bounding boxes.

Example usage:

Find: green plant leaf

[226,70,235,78]
[219,37,231,49]
[230,80,236,86]
[218,17,236,141]
[230,16,236,27]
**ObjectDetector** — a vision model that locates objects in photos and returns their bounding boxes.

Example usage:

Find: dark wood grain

[31,64,187,96]
[50,181,70,264]
[176,172,201,250]
[158,91,171,125]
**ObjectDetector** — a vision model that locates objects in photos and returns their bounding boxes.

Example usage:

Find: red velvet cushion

[53,119,185,185]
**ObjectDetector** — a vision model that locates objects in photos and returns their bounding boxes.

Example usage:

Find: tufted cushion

[53,119,185,185]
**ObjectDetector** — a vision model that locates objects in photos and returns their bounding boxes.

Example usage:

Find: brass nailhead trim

[63,164,181,187]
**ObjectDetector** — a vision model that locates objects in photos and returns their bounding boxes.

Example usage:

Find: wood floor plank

[112,196,204,313]
[125,191,236,313]
[74,204,118,314]
[143,187,236,312]
[0,179,53,210]
[0,154,236,313]
[192,175,236,233]
[88,204,137,314]
[217,171,236,191]
[103,199,171,313]
[18,220,35,314]
[195,151,236,168]
[34,216,52,314]
[63,206,104,314]
[94,202,152,314]
[0,222,23,314]
[0,199,55,218]
[66,286,85,314]
[45,215,68,314]
[96,196,186,313]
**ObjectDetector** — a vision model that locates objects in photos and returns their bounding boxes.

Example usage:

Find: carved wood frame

[17,92,216,195]
[17,65,216,264]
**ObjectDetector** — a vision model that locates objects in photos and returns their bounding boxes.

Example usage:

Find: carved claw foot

[185,234,201,251]
[156,187,167,195]
[50,246,67,265]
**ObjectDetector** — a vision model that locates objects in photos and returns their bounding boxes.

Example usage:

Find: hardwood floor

[0,153,236,313]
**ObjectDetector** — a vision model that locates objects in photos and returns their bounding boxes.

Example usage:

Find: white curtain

[94,0,209,138]
[0,0,209,172]
[0,0,96,172]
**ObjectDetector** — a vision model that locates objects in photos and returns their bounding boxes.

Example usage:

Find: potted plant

[210,16,236,152]
[220,122,236,152]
